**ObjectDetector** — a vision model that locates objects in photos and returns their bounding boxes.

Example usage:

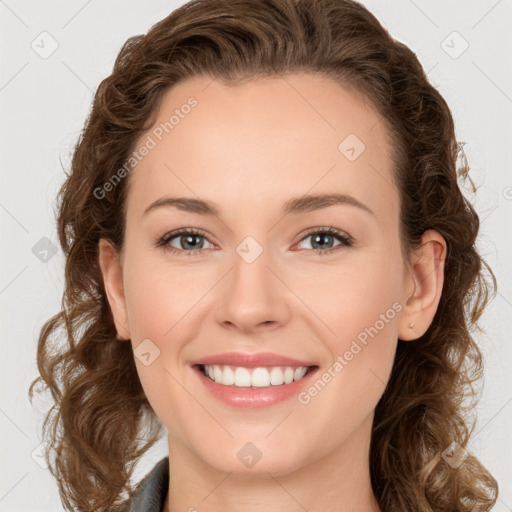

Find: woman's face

[102,73,421,476]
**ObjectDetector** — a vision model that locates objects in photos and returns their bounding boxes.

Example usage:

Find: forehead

[126,73,398,226]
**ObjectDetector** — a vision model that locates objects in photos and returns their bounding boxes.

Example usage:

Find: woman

[29,0,498,511]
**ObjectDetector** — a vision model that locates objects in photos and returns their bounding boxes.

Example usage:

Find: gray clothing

[121,456,169,512]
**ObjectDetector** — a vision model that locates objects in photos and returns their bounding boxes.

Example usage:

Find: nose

[214,242,293,334]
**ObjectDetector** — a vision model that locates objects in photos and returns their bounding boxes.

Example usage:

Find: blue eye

[156,228,213,257]
[295,227,353,254]
[156,226,353,257]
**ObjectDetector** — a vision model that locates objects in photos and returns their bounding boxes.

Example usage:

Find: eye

[156,228,214,257]
[294,227,353,255]
[155,226,353,257]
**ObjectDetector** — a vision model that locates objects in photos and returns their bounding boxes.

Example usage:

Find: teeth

[202,365,310,387]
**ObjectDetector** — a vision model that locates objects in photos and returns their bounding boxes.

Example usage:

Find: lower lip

[192,365,319,409]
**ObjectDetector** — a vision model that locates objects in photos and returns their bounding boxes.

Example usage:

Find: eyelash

[155,226,353,257]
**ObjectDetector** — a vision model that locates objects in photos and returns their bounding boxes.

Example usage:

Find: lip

[191,362,319,410]
[189,352,317,368]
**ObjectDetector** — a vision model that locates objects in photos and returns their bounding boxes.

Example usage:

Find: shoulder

[119,456,169,512]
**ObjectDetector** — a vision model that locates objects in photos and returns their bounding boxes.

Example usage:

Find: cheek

[121,254,211,408]
[122,253,210,338]
[293,261,401,444]
[292,248,403,340]
[122,255,194,428]
[293,249,402,398]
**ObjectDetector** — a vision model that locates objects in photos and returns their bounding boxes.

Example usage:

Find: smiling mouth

[195,363,318,388]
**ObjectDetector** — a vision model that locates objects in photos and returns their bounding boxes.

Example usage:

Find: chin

[194,438,311,478]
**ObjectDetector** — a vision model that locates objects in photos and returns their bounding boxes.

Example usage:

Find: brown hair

[28,0,498,510]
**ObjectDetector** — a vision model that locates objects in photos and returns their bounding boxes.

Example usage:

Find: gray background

[1,0,511,510]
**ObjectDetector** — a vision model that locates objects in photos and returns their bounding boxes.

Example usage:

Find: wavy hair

[28,0,498,510]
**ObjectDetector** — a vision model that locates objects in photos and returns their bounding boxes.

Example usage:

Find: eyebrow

[142,193,375,218]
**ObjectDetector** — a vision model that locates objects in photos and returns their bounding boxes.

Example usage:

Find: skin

[99,73,446,512]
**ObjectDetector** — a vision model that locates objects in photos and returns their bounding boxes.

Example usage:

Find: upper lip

[190,352,317,368]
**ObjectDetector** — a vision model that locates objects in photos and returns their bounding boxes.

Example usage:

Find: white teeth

[251,367,270,387]
[283,367,294,384]
[203,365,311,387]
[222,366,235,385]
[234,367,251,387]
[213,365,223,383]
[269,367,284,385]
[294,367,307,381]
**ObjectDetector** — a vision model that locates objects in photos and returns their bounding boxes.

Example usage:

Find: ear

[398,229,447,341]
[98,238,130,340]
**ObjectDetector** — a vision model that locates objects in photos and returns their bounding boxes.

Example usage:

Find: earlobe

[398,229,447,341]
[98,238,130,340]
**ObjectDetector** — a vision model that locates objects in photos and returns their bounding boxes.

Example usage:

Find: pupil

[183,235,203,250]
[312,234,332,249]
